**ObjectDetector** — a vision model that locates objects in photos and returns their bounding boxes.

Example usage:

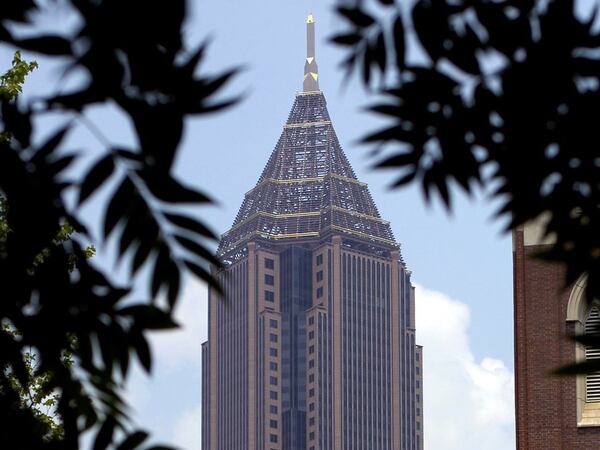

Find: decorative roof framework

[217,15,398,260]
[218,91,398,258]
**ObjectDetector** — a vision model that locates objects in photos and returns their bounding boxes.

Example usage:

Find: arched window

[585,308,600,403]
[567,276,600,426]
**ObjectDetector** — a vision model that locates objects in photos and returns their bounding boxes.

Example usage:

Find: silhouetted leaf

[104,177,135,238]
[141,173,211,204]
[330,33,362,46]
[374,31,387,74]
[15,36,72,55]
[556,360,600,375]
[131,331,152,373]
[117,431,149,450]
[173,233,219,266]
[393,14,405,70]
[79,154,115,205]
[93,417,117,450]
[33,125,70,164]
[184,259,221,293]
[337,7,375,28]
[165,212,216,239]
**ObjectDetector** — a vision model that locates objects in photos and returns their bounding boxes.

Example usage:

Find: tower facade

[513,219,600,449]
[202,16,423,450]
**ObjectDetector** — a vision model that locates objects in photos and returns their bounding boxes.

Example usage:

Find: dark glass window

[270,376,277,385]
[270,333,278,343]
[269,319,278,328]
[309,388,314,397]
[309,417,315,426]
[270,434,278,443]
[270,361,278,371]
[309,345,314,354]
[308,330,314,340]
[270,419,278,428]
[265,274,274,286]
[265,258,274,269]
[308,316,314,326]
[270,405,278,414]
[309,359,315,368]
[316,254,323,265]
[316,287,323,298]
[265,290,275,302]
[270,348,278,357]
[309,374,314,383]
[270,391,278,400]
[309,403,315,411]
[316,270,323,282]
[309,432,315,440]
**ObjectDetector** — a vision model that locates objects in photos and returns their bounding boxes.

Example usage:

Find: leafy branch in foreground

[332,0,599,370]
[0,1,238,448]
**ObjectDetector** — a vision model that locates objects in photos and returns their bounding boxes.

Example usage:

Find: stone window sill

[578,402,600,427]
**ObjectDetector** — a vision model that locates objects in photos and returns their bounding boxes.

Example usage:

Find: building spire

[303,13,320,92]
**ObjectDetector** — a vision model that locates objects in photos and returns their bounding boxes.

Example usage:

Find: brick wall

[513,228,600,449]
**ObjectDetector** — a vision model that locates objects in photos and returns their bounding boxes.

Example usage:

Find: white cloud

[123,278,208,449]
[415,284,515,450]
[172,403,202,450]
[150,278,209,370]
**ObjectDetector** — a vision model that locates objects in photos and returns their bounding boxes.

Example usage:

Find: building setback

[513,218,600,449]
[202,15,423,450]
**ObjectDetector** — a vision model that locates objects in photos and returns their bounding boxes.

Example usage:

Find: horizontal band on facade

[295,90,322,96]
[284,120,331,129]
[219,224,397,256]
[221,205,389,239]
[245,173,367,196]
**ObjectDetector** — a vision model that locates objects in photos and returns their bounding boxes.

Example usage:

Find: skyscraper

[202,15,423,450]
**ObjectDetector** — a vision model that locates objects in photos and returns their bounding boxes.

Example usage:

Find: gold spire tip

[307,13,314,24]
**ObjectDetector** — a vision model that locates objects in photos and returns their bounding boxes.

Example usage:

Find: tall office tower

[513,218,600,449]
[202,15,423,450]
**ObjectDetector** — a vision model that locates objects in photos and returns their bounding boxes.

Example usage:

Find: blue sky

[1,1,524,448]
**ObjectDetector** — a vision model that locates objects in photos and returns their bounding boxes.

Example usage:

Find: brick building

[513,219,600,449]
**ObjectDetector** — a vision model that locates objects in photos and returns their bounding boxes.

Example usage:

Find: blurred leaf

[93,416,117,450]
[14,36,72,55]
[164,212,217,240]
[104,177,134,238]
[79,154,115,205]
[117,431,148,450]
[337,7,376,28]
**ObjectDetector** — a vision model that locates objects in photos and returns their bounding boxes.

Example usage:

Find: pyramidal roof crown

[218,15,397,260]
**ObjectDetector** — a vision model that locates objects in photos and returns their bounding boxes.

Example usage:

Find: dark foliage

[1,0,236,448]
[332,0,599,372]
